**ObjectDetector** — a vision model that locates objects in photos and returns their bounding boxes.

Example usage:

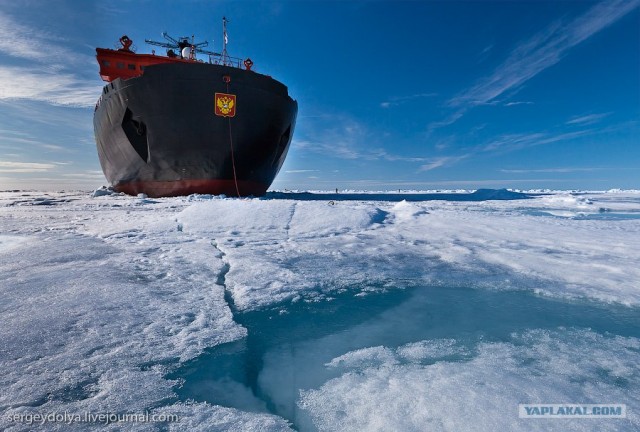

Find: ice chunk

[299,329,640,431]
[91,186,115,197]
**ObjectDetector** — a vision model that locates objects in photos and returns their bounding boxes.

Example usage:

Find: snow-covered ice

[1,189,639,430]
[300,329,640,432]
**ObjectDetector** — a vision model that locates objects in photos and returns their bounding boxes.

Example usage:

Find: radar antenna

[145,32,219,59]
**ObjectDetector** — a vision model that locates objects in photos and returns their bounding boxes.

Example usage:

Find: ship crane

[144,32,219,61]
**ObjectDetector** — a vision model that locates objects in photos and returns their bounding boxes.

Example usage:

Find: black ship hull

[93,62,297,197]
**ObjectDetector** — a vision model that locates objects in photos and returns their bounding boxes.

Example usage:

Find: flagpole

[222,16,229,65]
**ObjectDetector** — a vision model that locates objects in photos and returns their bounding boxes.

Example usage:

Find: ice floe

[0,189,638,430]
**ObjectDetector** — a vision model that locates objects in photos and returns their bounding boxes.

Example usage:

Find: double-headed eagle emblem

[215,93,236,117]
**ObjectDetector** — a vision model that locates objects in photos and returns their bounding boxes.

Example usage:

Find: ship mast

[222,16,229,66]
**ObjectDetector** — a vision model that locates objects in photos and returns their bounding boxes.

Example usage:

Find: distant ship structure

[93,18,297,197]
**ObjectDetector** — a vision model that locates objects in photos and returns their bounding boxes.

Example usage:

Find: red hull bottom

[114,179,268,198]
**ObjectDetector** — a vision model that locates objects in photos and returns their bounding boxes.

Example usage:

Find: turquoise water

[170,285,640,429]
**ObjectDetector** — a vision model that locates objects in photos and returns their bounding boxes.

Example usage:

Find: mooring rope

[226,80,241,198]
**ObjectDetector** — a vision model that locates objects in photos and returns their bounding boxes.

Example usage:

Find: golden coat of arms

[214,92,236,117]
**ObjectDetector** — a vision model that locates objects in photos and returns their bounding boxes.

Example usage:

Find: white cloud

[419,155,470,172]
[500,167,604,174]
[421,127,601,173]
[294,114,428,163]
[437,0,639,126]
[0,66,101,107]
[566,113,611,125]
[504,101,534,107]
[482,130,592,153]
[0,11,100,107]
[427,108,467,132]
[380,93,437,108]
[285,169,320,174]
[39,144,68,152]
[0,161,56,173]
[291,116,367,160]
[0,11,93,66]
[0,128,77,153]
[61,171,106,179]
[477,44,494,60]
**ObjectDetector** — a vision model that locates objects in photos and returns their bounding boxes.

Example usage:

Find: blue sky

[0,0,638,191]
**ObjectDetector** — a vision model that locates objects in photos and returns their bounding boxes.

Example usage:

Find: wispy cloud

[380,92,437,108]
[285,169,320,174]
[0,100,95,130]
[482,129,592,153]
[371,149,431,163]
[421,127,599,172]
[419,155,470,172]
[500,167,604,174]
[292,115,369,160]
[0,11,99,107]
[566,112,611,125]
[0,134,71,153]
[427,108,467,131]
[434,137,456,151]
[62,170,106,179]
[504,101,534,107]
[0,66,101,107]
[476,44,494,63]
[434,0,639,127]
[0,11,94,66]
[294,113,429,163]
[0,161,56,173]
[40,144,68,152]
